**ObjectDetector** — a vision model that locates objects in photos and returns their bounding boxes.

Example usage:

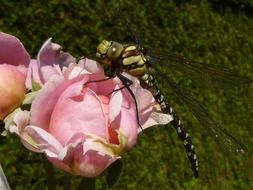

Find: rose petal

[0,64,26,119]
[38,38,66,67]
[0,32,30,67]
[21,125,63,156]
[12,110,30,133]
[25,59,43,89]
[31,75,86,130]
[109,87,123,122]
[78,58,104,78]
[134,87,157,125]
[49,83,108,145]
[110,89,138,149]
[37,38,76,83]
[71,150,119,177]
[140,112,173,133]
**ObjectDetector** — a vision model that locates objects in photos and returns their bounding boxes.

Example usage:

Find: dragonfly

[94,23,251,178]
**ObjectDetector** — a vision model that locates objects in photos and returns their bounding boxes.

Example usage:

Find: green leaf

[76,177,96,190]
[105,160,123,188]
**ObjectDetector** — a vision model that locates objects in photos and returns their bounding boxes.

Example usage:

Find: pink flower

[0,32,30,119]
[8,57,171,177]
[25,38,76,89]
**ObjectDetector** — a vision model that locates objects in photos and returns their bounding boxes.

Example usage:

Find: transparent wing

[153,65,248,154]
[148,50,252,88]
[108,8,143,48]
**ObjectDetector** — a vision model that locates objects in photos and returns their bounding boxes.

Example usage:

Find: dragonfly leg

[83,77,112,86]
[116,72,143,130]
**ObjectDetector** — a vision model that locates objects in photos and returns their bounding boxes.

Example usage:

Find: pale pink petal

[59,143,119,177]
[65,64,89,79]
[57,51,76,69]
[61,62,77,77]
[47,157,72,174]
[71,150,119,177]
[62,59,105,81]
[25,59,43,89]
[40,65,61,83]
[82,133,122,156]
[37,38,76,83]
[109,88,123,122]
[30,75,86,130]
[140,112,173,133]
[49,83,107,145]
[30,76,64,130]
[22,125,63,155]
[120,74,173,132]
[115,73,161,125]
[0,32,30,67]
[78,58,104,79]
[37,38,58,67]
[12,110,30,133]
[110,89,138,149]
[65,133,86,145]
[85,78,116,97]
[38,38,75,67]
[134,87,157,125]
[47,139,120,177]
[55,126,121,162]
[8,109,29,134]
[58,137,84,162]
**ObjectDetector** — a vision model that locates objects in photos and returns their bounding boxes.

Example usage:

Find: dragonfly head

[96,40,123,65]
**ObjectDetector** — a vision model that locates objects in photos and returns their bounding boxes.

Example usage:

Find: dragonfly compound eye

[107,41,124,61]
[97,40,112,55]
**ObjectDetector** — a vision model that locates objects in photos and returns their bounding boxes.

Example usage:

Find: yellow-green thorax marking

[96,40,148,77]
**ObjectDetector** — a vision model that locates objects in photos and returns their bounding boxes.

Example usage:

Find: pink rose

[25,38,76,89]
[0,32,30,119]
[9,57,171,177]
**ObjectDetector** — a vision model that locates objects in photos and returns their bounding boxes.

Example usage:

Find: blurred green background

[0,0,253,189]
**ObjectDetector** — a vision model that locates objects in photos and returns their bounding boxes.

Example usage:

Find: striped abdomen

[140,73,199,177]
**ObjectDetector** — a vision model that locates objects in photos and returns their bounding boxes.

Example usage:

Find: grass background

[1,0,253,189]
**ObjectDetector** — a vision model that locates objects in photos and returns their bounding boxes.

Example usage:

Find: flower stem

[76,177,96,190]
[63,173,71,190]
[43,157,56,190]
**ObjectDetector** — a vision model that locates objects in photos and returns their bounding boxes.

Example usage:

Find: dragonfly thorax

[121,45,148,76]
[96,40,148,77]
